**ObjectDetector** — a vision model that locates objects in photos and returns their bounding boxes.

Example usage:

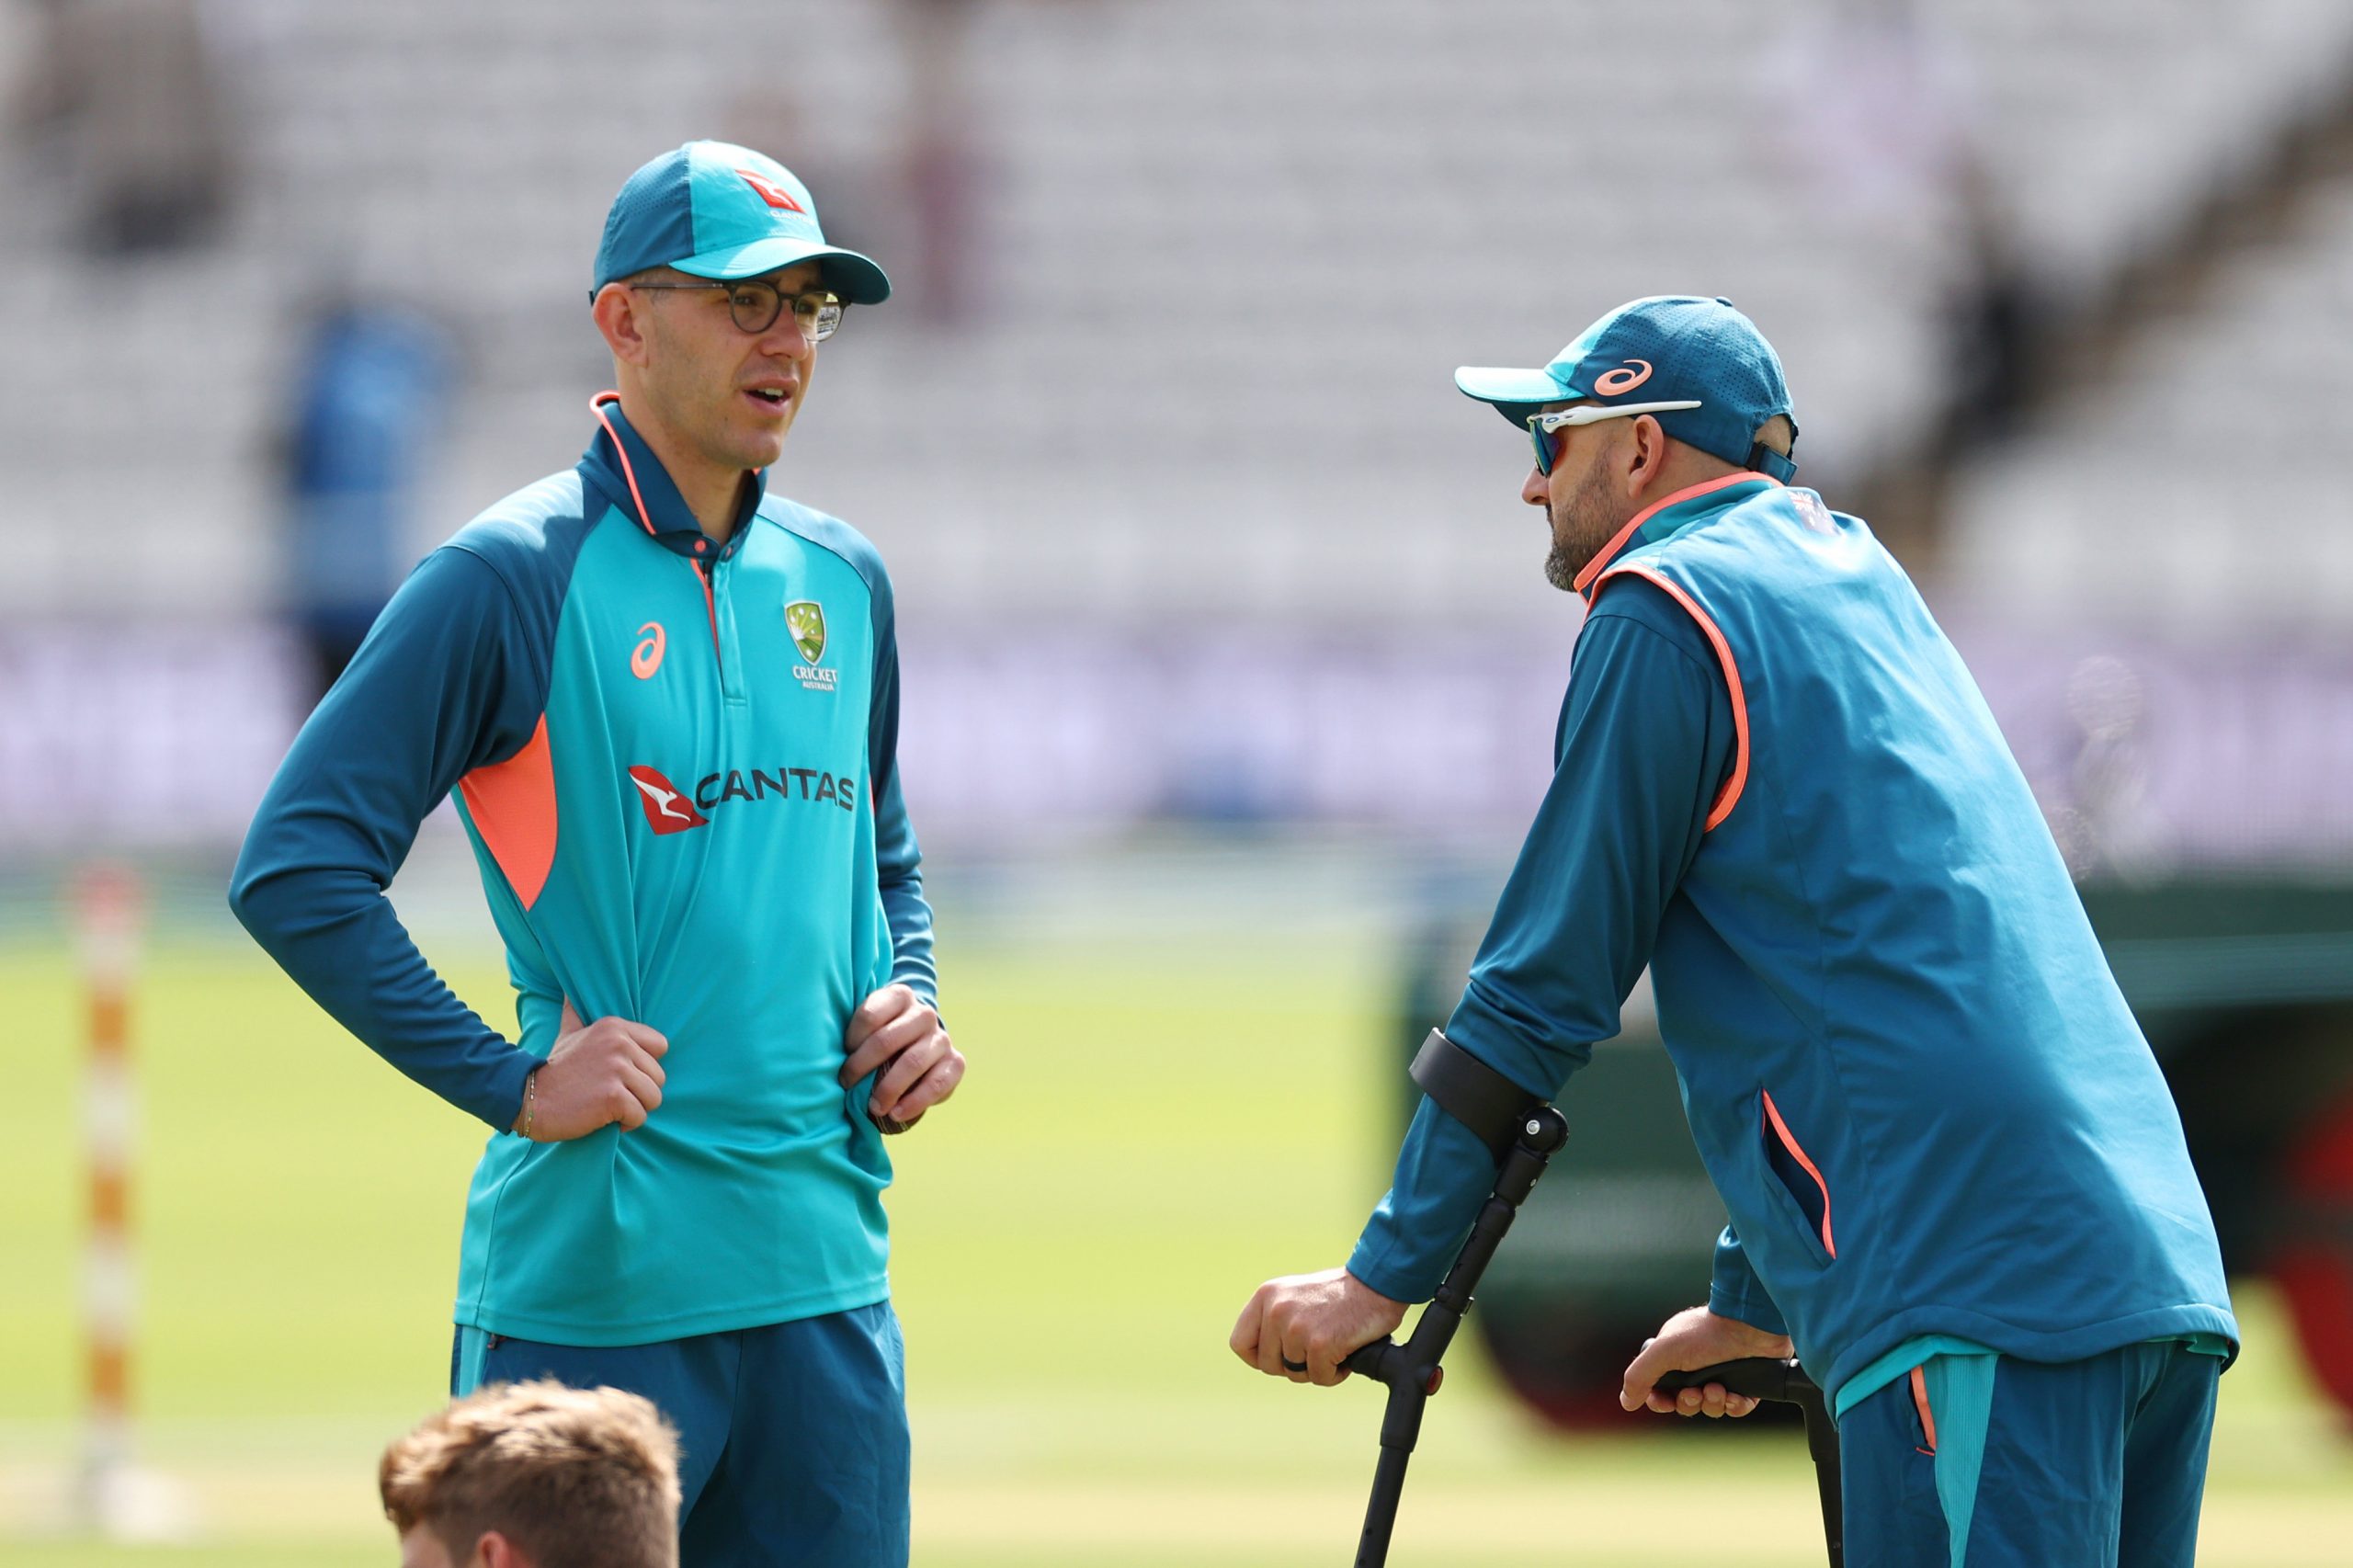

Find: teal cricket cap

[1457,295,1798,482]
[591,141,891,305]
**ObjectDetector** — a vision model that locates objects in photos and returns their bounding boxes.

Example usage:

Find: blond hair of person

[381,1380,681,1568]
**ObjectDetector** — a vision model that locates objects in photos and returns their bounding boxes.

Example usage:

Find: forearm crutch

[1654,1358,1842,1568]
[1338,1032,1569,1568]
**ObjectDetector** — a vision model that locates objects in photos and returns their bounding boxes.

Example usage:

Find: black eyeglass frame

[622,278,847,340]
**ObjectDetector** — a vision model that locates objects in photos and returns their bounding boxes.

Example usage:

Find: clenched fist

[513,1002,668,1141]
[1620,1304,1794,1418]
[840,983,964,1133]
[1230,1267,1407,1387]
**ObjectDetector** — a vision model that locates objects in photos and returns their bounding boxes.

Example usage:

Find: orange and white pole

[74,863,142,1529]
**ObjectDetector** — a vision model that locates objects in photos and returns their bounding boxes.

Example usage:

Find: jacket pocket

[1908,1364,1938,1456]
[1760,1087,1836,1261]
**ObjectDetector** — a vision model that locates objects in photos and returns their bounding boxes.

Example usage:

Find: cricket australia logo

[785,600,837,693]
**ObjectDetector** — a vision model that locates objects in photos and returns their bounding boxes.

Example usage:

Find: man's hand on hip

[1230,1267,1407,1387]
[1620,1304,1795,1418]
[841,983,963,1133]
[517,1002,668,1141]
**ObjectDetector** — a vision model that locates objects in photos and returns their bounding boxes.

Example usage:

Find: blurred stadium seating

[3,0,2352,852]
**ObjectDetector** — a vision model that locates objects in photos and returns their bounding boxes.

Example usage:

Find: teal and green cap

[1457,296,1797,481]
[592,141,890,305]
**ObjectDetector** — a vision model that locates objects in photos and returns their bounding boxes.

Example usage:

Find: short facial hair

[1543,460,1627,592]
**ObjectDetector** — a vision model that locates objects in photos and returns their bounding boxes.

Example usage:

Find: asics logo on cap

[1593,359,1654,396]
[734,169,806,212]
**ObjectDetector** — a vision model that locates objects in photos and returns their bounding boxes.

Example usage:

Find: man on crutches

[1232,297,2238,1565]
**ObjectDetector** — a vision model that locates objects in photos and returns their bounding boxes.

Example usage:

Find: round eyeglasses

[629,278,847,341]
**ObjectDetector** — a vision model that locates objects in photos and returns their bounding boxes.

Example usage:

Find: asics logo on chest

[631,621,666,679]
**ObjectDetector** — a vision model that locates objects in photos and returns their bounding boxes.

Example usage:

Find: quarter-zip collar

[580,391,768,561]
[1574,472,1779,602]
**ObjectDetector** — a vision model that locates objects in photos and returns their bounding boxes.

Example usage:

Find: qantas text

[695,767,859,812]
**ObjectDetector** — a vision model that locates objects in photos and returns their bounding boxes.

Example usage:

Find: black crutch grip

[1341,1337,1442,1396]
[1654,1357,1813,1404]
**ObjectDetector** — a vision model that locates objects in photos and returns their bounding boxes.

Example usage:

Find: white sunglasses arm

[1534,400,1704,431]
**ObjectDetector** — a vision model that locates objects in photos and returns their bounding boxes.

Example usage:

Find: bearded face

[1541,434,1631,592]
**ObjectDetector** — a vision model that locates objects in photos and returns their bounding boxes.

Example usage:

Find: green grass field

[5,911,2349,1566]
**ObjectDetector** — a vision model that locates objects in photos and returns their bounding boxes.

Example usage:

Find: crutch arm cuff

[1409,1028,1552,1164]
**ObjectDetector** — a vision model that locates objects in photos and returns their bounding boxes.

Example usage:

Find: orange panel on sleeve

[1594,563,1749,831]
[460,715,558,909]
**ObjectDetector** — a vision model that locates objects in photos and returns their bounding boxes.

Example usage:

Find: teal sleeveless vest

[1584,475,2234,1398]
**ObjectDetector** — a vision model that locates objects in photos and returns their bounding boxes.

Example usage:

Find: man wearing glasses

[1234,297,2234,1563]
[233,142,957,1564]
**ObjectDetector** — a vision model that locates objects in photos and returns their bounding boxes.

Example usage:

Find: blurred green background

[5,869,2349,1567]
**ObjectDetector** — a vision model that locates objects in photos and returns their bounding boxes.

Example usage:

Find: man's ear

[1621,414,1671,499]
[592,282,653,368]
[473,1529,530,1568]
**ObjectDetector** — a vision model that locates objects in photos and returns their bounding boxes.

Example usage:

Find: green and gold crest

[784,600,826,665]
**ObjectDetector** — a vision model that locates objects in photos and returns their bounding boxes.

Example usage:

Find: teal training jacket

[232,396,935,1344]
[1353,476,2235,1406]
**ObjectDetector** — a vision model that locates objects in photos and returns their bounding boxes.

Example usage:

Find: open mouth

[746,387,790,407]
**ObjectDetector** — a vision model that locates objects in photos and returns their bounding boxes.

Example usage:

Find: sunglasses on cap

[1525,401,1702,476]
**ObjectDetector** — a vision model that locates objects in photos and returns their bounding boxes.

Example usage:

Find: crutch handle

[1342,1337,1442,1395]
[1654,1357,1816,1404]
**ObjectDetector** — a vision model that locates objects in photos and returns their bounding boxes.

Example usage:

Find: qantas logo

[627,767,709,833]
[735,169,807,212]
[626,762,859,835]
